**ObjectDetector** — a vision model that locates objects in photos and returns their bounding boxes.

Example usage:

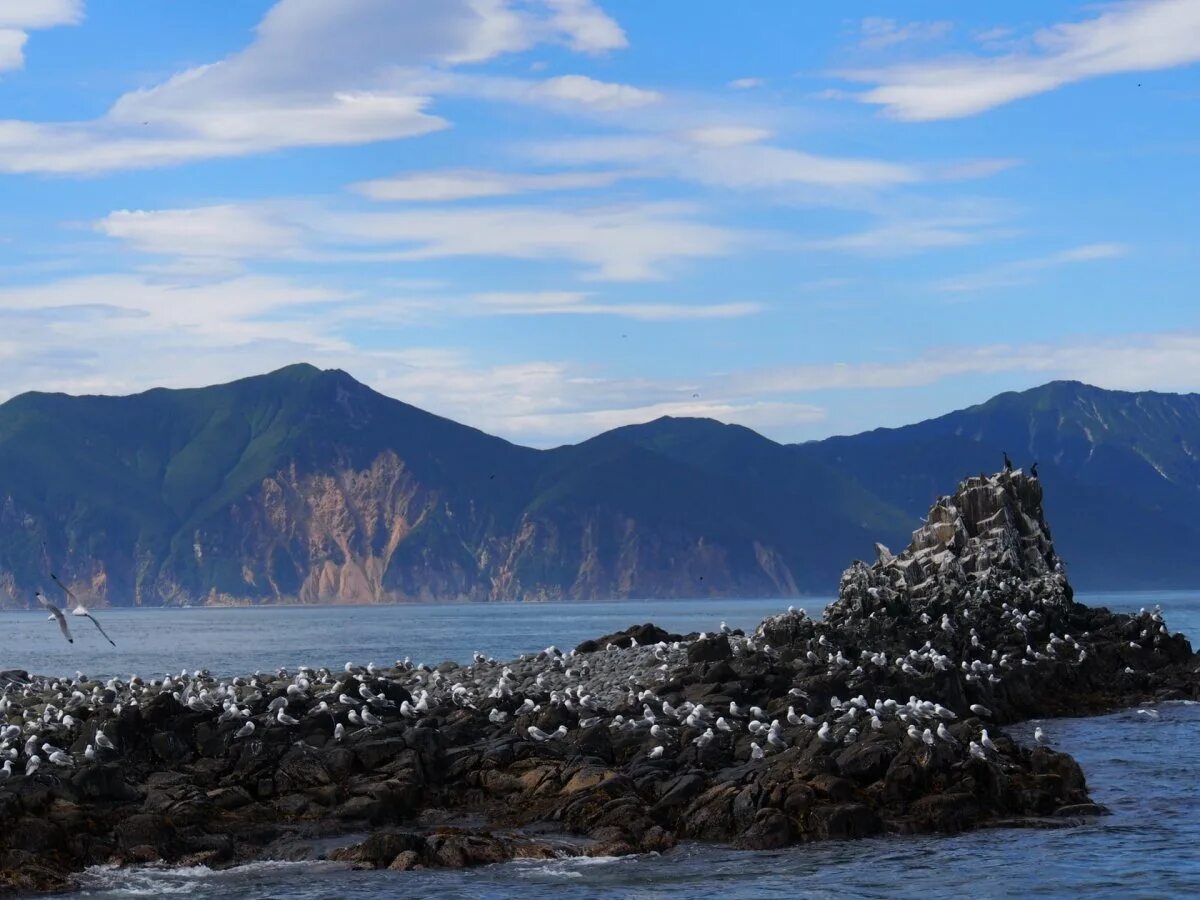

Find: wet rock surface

[1,470,1196,893]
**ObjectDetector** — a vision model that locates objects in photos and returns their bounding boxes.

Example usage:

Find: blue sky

[1,0,1198,446]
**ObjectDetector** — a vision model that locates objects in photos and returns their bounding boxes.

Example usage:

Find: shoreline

[1,587,1195,616]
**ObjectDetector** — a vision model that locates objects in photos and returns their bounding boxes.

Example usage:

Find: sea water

[2,591,1194,899]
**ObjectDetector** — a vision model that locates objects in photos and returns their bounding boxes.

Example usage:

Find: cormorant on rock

[1030,461,1039,478]
[1003,451,1013,472]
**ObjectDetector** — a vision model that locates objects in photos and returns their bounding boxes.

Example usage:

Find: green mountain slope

[795,381,1200,588]
[0,369,1196,607]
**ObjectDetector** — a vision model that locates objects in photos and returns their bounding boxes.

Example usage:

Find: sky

[1,0,1198,447]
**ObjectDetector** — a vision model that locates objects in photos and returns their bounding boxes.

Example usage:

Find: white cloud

[350,168,629,201]
[728,77,764,90]
[0,0,81,71]
[859,18,953,50]
[542,0,627,53]
[93,199,741,281]
[531,73,662,110]
[322,201,739,280]
[683,126,773,147]
[531,134,920,190]
[471,290,761,320]
[0,273,348,366]
[844,0,1200,120]
[0,0,633,172]
[0,29,23,69]
[723,332,1200,399]
[806,216,1007,256]
[0,0,83,29]
[935,242,1128,292]
[96,206,305,260]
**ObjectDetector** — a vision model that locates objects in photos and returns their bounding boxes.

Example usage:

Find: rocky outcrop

[1,469,1196,892]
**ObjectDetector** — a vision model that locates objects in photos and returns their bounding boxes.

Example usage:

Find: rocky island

[1,469,1196,893]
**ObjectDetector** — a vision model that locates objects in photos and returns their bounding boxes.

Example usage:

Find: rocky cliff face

[5,366,1200,608]
[0,366,830,608]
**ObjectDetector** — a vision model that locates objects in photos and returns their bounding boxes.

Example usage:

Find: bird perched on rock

[980,729,996,752]
[527,725,567,742]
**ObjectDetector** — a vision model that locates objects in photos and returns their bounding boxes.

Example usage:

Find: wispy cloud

[723,331,1200,399]
[531,74,662,110]
[858,18,953,50]
[350,169,631,202]
[806,215,1011,256]
[470,291,761,320]
[935,242,1128,293]
[530,134,922,190]
[843,0,1200,120]
[94,199,742,282]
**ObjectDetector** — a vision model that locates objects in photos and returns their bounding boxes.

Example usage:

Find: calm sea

[3,590,1194,899]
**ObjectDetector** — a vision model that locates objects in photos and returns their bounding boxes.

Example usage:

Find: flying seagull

[50,574,116,647]
[34,592,73,644]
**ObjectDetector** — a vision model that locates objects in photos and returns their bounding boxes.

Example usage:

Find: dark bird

[50,573,116,647]
[1003,451,1013,472]
[35,592,73,644]
[1030,461,1039,478]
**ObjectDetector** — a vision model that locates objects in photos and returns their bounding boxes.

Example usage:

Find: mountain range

[1,364,1197,608]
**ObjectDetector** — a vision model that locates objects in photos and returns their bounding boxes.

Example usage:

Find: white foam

[510,854,632,880]
[75,860,340,895]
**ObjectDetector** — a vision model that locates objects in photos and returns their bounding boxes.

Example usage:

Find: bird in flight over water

[34,591,73,644]
[49,573,116,647]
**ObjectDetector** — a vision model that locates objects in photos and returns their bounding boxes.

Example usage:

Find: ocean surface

[3,590,1195,899]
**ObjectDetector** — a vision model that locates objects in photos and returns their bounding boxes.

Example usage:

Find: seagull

[1034,726,1047,744]
[50,575,115,647]
[749,742,764,760]
[969,704,992,718]
[94,731,115,751]
[276,708,300,726]
[334,722,345,742]
[648,745,664,759]
[35,593,73,644]
[233,721,255,739]
[980,729,996,752]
